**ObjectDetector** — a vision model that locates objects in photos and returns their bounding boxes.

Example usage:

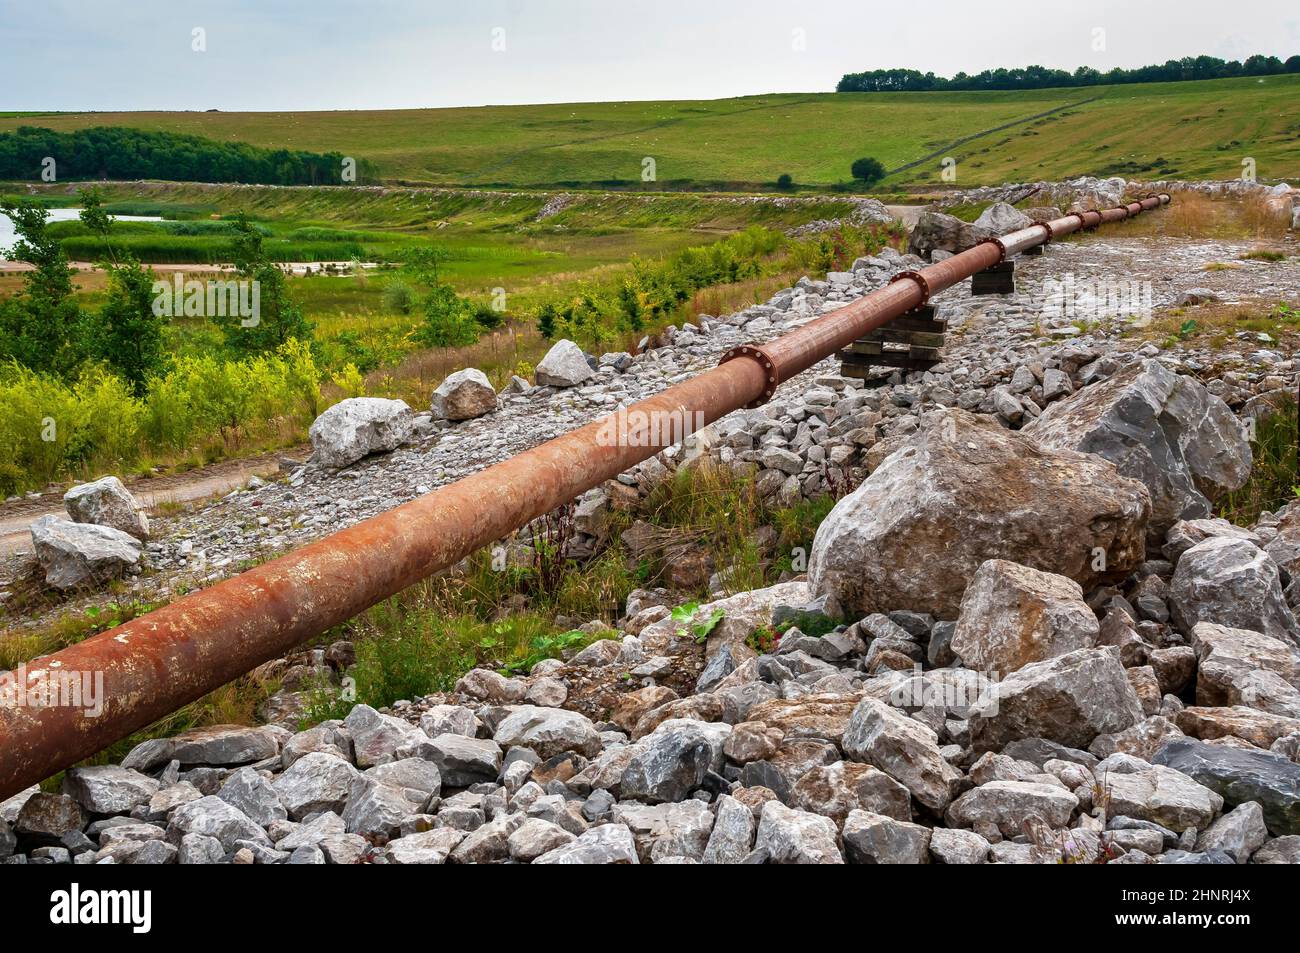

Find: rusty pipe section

[756,191,1169,388]
[0,192,1170,798]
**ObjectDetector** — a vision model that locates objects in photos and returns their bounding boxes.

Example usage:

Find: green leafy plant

[670,602,725,644]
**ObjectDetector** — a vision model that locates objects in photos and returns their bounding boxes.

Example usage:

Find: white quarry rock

[63,476,149,540]
[30,515,141,590]
[308,397,414,469]
[535,339,594,387]
[1025,360,1251,537]
[809,409,1149,618]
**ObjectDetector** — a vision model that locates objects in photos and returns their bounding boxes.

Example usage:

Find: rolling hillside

[3,74,1298,189]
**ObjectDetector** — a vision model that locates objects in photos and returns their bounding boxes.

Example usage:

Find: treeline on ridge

[0,126,378,185]
[836,53,1300,93]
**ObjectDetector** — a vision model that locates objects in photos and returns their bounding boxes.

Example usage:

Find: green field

[5,75,1298,187]
[3,181,872,294]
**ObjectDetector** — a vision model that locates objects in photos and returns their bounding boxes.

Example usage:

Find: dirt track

[0,451,300,559]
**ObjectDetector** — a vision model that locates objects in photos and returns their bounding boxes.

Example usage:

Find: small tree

[218,214,314,355]
[78,187,117,265]
[776,173,794,190]
[90,256,168,394]
[850,157,887,186]
[417,283,479,348]
[536,303,558,339]
[0,199,84,377]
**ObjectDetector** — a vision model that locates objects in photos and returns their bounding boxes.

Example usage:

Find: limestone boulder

[754,801,844,864]
[534,339,594,387]
[908,210,991,259]
[1024,360,1251,537]
[30,515,141,590]
[945,780,1079,838]
[809,409,1149,619]
[972,202,1033,234]
[1103,763,1223,833]
[63,475,149,540]
[951,559,1099,674]
[1189,622,1300,716]
[492,705,602,760]
[843,697,961,813]
[430,368,496,421]
[620,719,730,804]
[1170,538,1296,644]
[969,648,1144,752]
[308,397,414,469]
[842,809,931,864]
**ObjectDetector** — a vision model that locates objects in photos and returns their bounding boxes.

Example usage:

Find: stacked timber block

[971,259,1016,295]
[839,304,946,385]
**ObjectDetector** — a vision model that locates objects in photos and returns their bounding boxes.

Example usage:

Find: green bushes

[416,283,480,347]
[0,340,321,495]
[535,226,784,345]
[851,157,887,185]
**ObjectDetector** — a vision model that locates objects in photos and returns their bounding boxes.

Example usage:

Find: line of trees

[0,126,377,185]
[836,53,1300,93]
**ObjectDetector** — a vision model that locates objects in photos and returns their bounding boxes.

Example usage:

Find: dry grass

[685,269,804,324]
[1135,297,1300,351]
[1099,190,1294,240]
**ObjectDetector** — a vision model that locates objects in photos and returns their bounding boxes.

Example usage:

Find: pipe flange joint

[719,344,779,407]
[1039,220,1055,243]
[889,269,932,305]
[977,236,1007,264]
[1066,211,1088,231]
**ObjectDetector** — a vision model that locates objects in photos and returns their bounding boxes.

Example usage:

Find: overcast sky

[3,0,1298,111]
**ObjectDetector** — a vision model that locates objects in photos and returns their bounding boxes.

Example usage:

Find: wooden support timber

[839,303,946,383]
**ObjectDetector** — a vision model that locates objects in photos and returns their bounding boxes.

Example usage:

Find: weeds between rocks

[297,462,844,723]
[1220,397,1299,526]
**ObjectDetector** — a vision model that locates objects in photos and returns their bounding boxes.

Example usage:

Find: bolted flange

[889,270,933,305]
[719,343,780,407]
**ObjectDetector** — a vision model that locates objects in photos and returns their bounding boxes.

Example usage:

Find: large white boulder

[972,202,1033,234]
[535,339,594,387]
[808,409,1150,619]
[1024,360,1251,538]
[308,397,414,469]
[30,515,142,590]
[63,476,149,540]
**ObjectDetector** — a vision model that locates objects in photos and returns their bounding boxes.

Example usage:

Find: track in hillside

[886,96,1102,178]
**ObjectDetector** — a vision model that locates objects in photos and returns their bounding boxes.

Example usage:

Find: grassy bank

[7,75,1299,187]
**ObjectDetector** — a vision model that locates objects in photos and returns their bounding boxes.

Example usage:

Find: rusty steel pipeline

[0,192,1170,797]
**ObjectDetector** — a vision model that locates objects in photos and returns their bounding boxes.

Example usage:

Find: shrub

[382,279,416,314]
[777,173,794,189]
[331,363,367,398]
[416,283,480,348]
[851,157,887,185]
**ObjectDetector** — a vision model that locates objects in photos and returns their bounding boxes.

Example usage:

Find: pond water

[0,207,163,258]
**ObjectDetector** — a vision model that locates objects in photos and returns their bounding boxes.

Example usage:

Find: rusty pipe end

[718,344,779,406]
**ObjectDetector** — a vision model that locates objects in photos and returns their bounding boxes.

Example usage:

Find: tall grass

[1220,396,1299,526]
